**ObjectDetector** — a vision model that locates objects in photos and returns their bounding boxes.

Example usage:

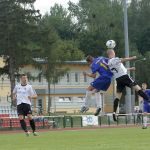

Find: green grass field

[0,127,149,150]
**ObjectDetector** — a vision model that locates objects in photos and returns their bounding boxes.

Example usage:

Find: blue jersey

[144,89,150,105]
[91,57,113,78]
[143,89,150,113]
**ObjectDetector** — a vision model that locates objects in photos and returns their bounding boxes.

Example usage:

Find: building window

[67,73,70,82]
[59,97,71,102]
[38,74,42,82]
[75,73,79,82]
[84,74,87,82]
[37,99,43,115]
[37,99,43,108]
[31,99,34,106]
[77,97,85,102]
[59,97,64,102]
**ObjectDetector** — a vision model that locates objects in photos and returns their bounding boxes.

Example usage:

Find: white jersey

[13,84,37,105]
[108,57,127,79]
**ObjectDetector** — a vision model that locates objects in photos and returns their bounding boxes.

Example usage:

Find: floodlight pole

[123,0,132,114]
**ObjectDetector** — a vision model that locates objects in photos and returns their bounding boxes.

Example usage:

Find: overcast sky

[34,0,79,15]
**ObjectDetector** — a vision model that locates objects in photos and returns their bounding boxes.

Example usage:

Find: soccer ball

[106,40,116,49]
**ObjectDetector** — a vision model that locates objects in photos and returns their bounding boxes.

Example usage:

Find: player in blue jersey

[141,83,150,129]
[80,55,113,116]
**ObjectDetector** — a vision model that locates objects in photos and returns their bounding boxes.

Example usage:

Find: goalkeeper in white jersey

[107,49,150,121]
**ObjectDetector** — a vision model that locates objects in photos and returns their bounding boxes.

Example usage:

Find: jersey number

[111,68,118,73]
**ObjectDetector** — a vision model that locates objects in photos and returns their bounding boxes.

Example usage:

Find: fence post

[108,115,110,126]
[117,116,119,125]
[63,116,66,128]
[125,115,128,125]
[71,116,73,128]
[98,116,101,126]
[81,116,83,127]
[133,114,136,125]
[42,117,45,129]
[142,114,143,124]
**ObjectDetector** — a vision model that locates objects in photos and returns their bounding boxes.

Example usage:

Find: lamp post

[123,0,132,114]
[131,58,146,112]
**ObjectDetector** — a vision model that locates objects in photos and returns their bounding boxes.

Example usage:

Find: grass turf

[0,127,149,150]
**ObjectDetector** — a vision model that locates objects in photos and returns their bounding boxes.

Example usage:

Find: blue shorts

[90,76,111,91]
[143,102,150,113]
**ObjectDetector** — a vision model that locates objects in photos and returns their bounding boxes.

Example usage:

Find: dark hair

[86,55,93,62]
[20,74,27,78]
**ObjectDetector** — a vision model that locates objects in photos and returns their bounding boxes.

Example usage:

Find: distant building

[0,58,115,114]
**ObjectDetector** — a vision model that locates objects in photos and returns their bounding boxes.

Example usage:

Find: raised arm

[83,71,96,79]
[120,56,137,63]
[127,67,136,71]
[28,94,37,100]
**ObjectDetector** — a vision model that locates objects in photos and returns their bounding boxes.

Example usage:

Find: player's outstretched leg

[94,108,101,116]
[94,92,101,116]
[80,106,89,113]
[134,85,150,102]
[137,90,150,103]
[113,98,119,121]
[80,88,94,113]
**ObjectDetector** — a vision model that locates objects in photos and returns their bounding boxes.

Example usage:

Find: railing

[0,113,146,131]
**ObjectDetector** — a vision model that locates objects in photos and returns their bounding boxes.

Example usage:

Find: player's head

[142,83,147,90]
[20,74,28,85]
[86,55,94,65]
[107,49,116,58]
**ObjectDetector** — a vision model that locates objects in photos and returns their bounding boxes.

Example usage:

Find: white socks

[143,116,148,127]
[83,90,102,109]
[95,92,102,109]
[83,90,93,107]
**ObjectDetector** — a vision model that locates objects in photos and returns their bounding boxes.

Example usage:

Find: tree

[128,0,150,53]
[134,56,150,87]
[43,4,77,40]
[37,23,65,113]
[136,28,150,55]
[41,4,84,59]
[68,0,125,56]
[37,3,85,113]
[0,0,40,103]
[37,16,84,113]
